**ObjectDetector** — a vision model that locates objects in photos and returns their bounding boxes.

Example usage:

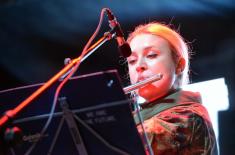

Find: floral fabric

[134,90,218,155]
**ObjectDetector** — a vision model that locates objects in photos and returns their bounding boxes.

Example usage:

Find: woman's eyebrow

[143,46,160,54]
[128,51,137,57]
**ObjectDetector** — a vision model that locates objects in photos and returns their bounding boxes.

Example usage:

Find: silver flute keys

[123,74,163,94]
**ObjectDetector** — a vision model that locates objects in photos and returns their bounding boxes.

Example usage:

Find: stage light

[183,78,229,139]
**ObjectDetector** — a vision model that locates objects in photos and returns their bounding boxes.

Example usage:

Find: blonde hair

[127,22,190,87]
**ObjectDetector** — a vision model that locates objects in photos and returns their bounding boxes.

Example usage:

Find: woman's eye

[146,53,158,59]
[128,59,137,65]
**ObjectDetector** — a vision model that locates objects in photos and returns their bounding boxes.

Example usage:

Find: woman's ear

[176,58,186,74]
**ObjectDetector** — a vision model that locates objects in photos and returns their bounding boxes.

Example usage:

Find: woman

[127,22,217,155]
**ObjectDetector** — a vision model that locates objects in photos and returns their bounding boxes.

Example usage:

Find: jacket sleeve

[136,104,217,155]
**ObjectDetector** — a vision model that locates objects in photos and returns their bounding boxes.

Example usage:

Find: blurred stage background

[0,0,235,154]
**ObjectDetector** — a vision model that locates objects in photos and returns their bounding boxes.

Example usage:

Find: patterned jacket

[133,90,218,155]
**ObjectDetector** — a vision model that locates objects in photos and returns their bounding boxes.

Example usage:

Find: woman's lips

[137,76,149,83]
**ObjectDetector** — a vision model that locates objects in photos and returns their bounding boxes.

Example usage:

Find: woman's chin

[138,84,160,102]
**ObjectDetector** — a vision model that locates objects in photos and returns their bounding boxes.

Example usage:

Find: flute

[123,73,163,94]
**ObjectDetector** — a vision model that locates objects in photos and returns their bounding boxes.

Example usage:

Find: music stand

[0,70,146,155]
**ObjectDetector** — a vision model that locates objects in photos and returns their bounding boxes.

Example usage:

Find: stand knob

[4,126,23,148]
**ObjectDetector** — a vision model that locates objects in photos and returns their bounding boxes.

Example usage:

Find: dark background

[0,0,235,154]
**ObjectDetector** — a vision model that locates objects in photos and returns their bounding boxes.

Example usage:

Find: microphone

[105,8,131,58]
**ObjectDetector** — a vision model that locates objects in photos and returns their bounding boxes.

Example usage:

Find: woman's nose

[136,60,147,72]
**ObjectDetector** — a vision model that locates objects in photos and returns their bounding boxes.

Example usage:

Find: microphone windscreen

[118,43,132,58]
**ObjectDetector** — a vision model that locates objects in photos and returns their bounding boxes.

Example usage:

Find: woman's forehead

[129,34,171,53]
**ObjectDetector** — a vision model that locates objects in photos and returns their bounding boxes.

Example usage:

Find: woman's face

[127,33,177,102]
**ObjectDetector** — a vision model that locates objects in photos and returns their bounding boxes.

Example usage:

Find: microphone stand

[0,31,114,148]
